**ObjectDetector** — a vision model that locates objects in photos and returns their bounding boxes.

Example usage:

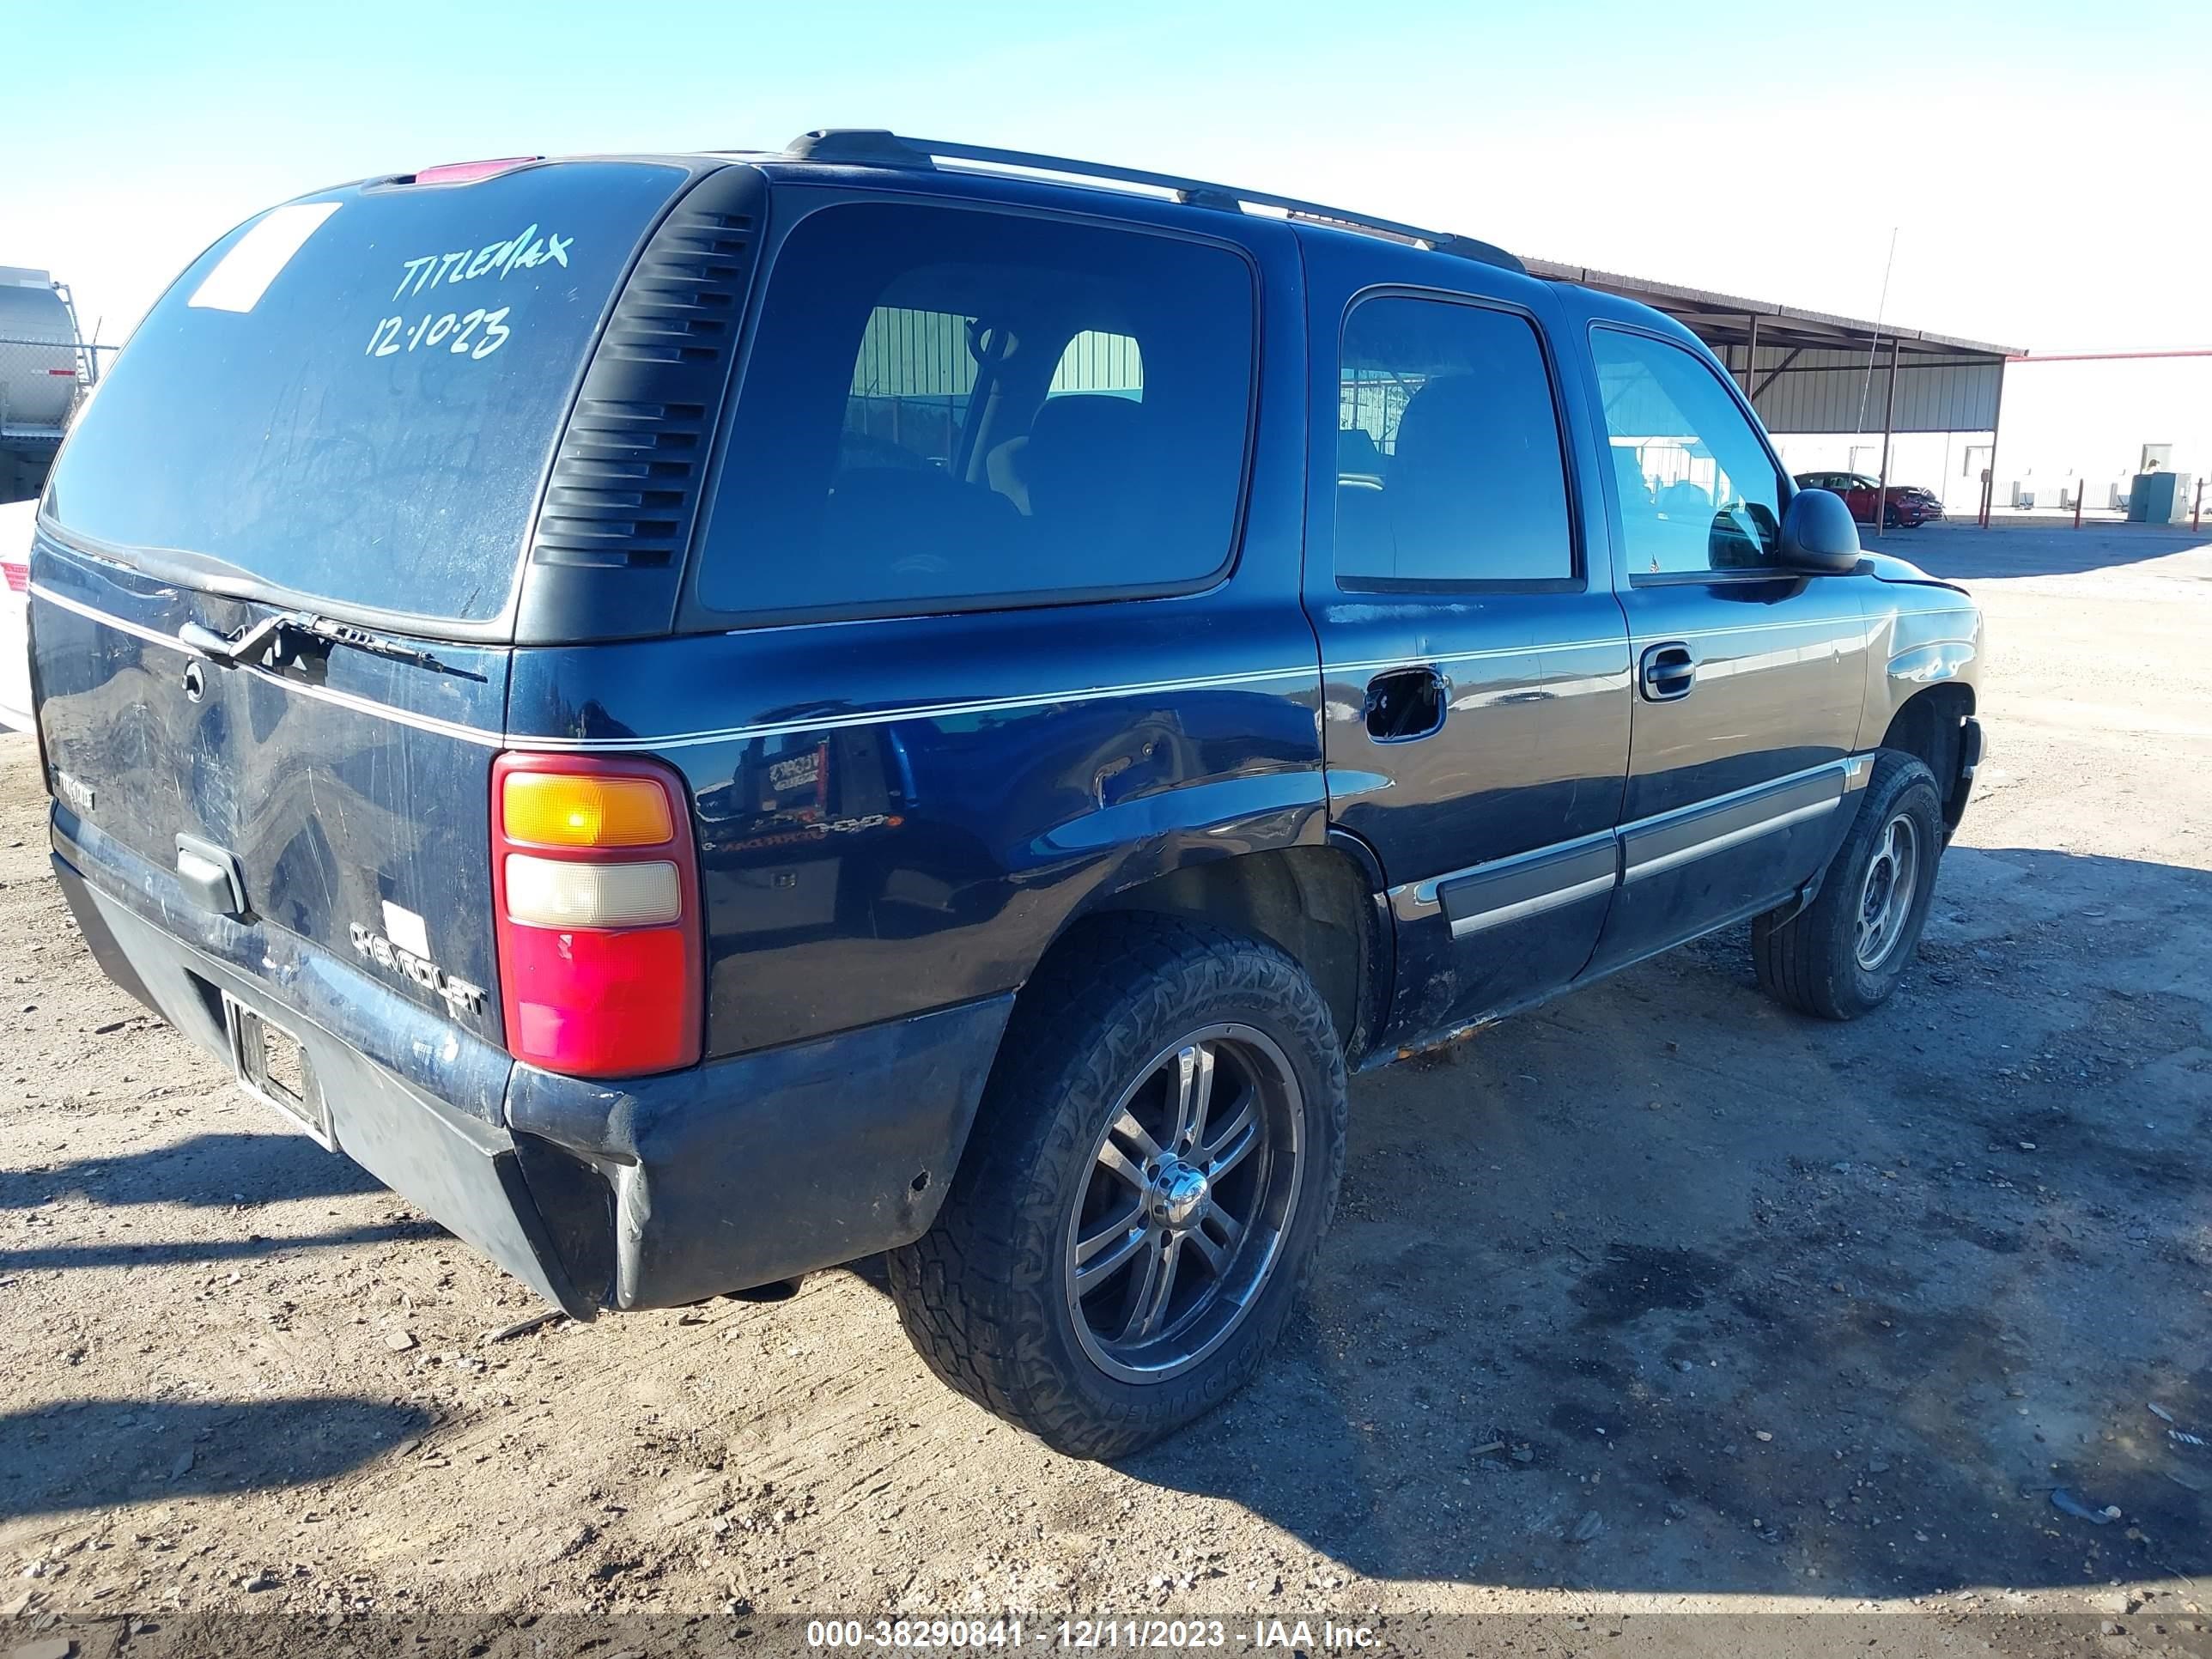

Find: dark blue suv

[28,131,1984,1456]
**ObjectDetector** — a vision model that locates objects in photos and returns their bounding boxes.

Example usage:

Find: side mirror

[1779,488,1862,574]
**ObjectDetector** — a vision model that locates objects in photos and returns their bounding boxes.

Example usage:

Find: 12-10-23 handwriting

[364,307,511,360]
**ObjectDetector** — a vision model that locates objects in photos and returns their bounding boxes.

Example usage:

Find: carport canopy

[1525,258,2021,439]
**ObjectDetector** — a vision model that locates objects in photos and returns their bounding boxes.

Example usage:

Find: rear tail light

[504,857,681,928]
[502,771,674,848]
[1,562,25,595]
[491,753,702,1079]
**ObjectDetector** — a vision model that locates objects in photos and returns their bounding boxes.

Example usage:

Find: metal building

[1525,260,2021,524]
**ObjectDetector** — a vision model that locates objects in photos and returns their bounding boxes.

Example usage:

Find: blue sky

[9,0,2207,352]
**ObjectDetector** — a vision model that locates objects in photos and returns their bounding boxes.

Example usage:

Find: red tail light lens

[491,752,702,1079]
[1,562,26,595]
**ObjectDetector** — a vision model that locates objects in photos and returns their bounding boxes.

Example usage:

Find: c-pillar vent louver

[529,171,763,572]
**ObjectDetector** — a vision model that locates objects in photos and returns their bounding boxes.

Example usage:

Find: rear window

[695,201,1255,619]
[43,161,687,624]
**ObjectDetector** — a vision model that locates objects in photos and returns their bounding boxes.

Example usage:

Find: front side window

[696,203,1254,617]
[1334,295,1574,588]
[1590,327,1784,575]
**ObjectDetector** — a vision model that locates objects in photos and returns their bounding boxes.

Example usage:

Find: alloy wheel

[1061,1024,1303,1384]
[1855,811,1922,969]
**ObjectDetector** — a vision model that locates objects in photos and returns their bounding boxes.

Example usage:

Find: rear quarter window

[42,161,688,625]
[693,200,1256,620]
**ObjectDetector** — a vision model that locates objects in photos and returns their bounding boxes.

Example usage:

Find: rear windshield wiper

[179,611,479,678]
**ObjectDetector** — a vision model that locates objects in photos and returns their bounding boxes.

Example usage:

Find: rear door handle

[1638,641,1698,702]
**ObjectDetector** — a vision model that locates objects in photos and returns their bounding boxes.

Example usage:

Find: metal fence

[1992,469,2206,530]
[0,335,116,441]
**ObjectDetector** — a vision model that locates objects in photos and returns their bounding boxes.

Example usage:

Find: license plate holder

[222,994,334,1150]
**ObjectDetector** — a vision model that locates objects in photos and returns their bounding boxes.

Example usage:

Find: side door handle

[1364,665,1448,742]
[1638,641,1698,702]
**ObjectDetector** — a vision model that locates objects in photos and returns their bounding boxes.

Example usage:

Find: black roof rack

[775,130,1525,275]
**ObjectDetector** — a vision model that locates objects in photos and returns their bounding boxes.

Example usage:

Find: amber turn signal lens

[501,771,674,848]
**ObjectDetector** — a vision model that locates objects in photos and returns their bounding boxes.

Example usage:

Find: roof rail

[777,130,1525,275]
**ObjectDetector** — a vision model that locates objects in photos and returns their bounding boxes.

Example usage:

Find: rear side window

[695,202,1255,618]
[42,162,687,624]
[1335,295,1574,589]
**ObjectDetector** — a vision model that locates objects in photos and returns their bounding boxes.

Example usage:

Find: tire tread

[1753,750,1942,1020]
[888,915,1346,1459]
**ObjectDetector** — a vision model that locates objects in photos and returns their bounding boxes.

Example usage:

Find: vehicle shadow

[0,1395,431,1522]
[1113,846,2212,1597]
[1,1130,444,1273]
[1904,520,2209,580]
[0,1221,444,1275]
[1,1129,386,1211]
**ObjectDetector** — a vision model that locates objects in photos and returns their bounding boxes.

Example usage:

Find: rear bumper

[53,836,586,1311]
[505,993,1008,1310]
[51,806,1010,1316]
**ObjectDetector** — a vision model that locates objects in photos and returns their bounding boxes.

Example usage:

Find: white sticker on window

[380,900,431,959]
[188,202,341,313]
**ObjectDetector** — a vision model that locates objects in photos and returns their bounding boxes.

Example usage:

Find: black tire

[1753,751,1944,1020]
[886,915,1347,1459]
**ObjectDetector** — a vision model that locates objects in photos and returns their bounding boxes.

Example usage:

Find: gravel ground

[2,522,2208,1658]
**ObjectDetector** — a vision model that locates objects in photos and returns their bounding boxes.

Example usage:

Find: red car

[1794,471,1944,528]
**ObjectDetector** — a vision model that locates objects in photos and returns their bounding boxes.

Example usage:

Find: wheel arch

[1879,682,1976,832]
[1036,841,1389,1064]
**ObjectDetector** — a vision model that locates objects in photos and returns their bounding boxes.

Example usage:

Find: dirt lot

[3,521,2209,1658]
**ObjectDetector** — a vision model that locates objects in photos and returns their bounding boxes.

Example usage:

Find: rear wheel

[887,917,1346,1459]
[1752,751,1943,1019]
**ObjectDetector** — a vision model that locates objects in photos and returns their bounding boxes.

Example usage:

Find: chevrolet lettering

[348,923,488,1018]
